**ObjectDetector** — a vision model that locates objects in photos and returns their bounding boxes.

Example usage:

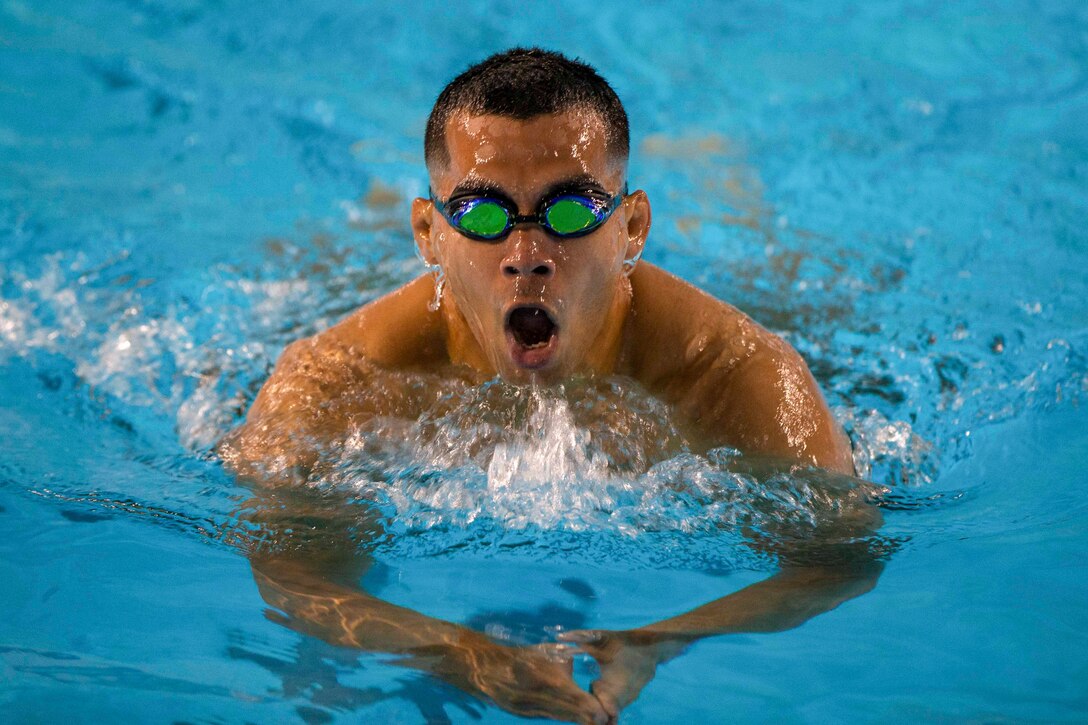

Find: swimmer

[227,47,853,482]
[222,48,882,724]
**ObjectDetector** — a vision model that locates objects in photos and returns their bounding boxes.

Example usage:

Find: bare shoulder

[320,275,446,367]
[224,276,444,479]
[249,275,443,418]
[627,263,853,473]
[626,263,773,387]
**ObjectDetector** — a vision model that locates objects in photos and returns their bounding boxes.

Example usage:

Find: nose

[500,233,555,279]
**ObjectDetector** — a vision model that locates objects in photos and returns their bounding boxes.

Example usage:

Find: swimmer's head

[413,49,650,383]
[424,48,630,174]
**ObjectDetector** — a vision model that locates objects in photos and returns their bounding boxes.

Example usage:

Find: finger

[532,641,576,664]
[263,609,290,627]
[530,666,608,725]
[558,628,605,644]
[560,629,620,661]
[591,660,648,718]
[574,689,611,725]
[589,680,621,723]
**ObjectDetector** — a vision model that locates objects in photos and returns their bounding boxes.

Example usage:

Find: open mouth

[508,306,557,348]
[505,305,559,369]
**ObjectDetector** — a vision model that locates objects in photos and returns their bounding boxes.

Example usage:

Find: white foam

[483,391,614,529]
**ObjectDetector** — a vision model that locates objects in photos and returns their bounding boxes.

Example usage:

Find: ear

[411,197,439,266]
[622,189,651,270]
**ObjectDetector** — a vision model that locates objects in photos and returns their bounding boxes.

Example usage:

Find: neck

[582,277,634,377]
[439,296,495,377]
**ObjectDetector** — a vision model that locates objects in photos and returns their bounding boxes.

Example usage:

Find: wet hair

[424,47,629,171]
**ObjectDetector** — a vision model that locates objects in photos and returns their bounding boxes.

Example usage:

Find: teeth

[526,341,548,349]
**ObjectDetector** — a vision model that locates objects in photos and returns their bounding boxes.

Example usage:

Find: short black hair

[424,47,629,171]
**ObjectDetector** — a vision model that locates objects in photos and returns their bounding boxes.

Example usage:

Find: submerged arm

[633,558,882,639]
[220,292,612,720]
[566,485,886,718]
[237,490,607,724]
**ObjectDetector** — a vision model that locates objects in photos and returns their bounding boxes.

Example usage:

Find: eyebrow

[541,174,608,198]
[447,174,609,203]
[448,179,507,199]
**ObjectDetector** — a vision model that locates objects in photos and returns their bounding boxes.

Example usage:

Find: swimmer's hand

[560,629,686,720]
[406,637,609,725]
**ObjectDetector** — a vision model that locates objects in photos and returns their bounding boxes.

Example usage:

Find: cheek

[557,252,625,328]
[566,240,625,289]
[439,242,501,323]
[445,258,484,302]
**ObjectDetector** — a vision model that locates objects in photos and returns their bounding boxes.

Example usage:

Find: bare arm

[237,489,607,724]
[630,559,881,638]
[696,340,855,474]
[218,277,447,484]
[627,263,853,474]
[217,336,378,483]
[564,473,885,718]
[222,291,606,720]
[251,555,607,723]
[564,562,881,718]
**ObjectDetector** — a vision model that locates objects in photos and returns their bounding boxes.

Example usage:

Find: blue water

[2,1,1088,722]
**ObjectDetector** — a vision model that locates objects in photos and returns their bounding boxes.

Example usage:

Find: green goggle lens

[456,201,509,238]
[544,198,599,234]
[434,187,625,241]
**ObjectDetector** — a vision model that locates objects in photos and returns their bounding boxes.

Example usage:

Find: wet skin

[237,483,881,724]
[413,111,641,384]
[222,110,880,722]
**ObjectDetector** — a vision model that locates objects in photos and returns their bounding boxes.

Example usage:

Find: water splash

[484,392,613,528]
[1,243,1082,565]
[838,407,939,488]
[326,382,675,534]
[257,380,891,573]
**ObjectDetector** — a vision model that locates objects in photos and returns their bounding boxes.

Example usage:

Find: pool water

[2,1,1088,722]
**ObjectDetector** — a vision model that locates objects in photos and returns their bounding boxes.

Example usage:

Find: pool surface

[2,1,1088,722]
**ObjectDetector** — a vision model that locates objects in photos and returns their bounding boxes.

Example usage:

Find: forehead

[435,111,624,197]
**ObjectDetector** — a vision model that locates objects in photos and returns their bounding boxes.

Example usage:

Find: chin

[494,351,571,384]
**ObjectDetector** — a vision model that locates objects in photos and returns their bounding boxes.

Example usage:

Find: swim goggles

[430,185,628,242]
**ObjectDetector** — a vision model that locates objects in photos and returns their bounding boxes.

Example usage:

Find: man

[223,49,879,724]
[227,47,853,480]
